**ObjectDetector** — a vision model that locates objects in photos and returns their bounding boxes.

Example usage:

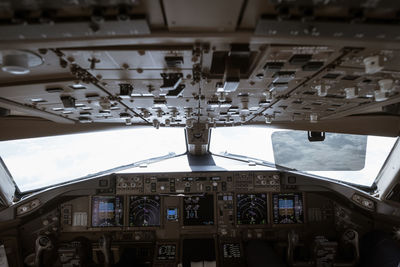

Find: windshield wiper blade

[212,152,298,171]
[89,152,181,175]
[215,152,372,191]
[22,152,184,195]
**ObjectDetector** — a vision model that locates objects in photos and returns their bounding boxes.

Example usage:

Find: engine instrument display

[273,193,304,224]
[129,195,161,227]
[91,196,124,227]
[183,194,214,226]
[157,244,176,260]
[236,194,268,225]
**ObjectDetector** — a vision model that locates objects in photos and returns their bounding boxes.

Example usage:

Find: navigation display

[129,195,161,227]
[273,193,304,224]
[183,195,214,226]
[91,196,124,227]
[236,194,268,225]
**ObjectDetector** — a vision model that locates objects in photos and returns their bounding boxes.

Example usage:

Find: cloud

[0,128,186,191]
[271,132,367,171]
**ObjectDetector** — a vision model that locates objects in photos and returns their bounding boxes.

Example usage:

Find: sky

[0,128,186,191]
[0,126,397,191]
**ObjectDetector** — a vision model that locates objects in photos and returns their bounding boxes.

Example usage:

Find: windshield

[210,127,397,187]
[0,128,186,192]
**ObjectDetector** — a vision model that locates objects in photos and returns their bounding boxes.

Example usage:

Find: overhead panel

[247,46,400,124]
[0,80,144,124]
[60,46,200,127]
[162,0,244,32]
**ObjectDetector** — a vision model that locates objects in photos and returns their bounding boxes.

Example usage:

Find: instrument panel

[61,171,308,234]
[34,171,347,266]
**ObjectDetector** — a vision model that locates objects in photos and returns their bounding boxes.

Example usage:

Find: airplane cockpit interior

[1,0,400,266]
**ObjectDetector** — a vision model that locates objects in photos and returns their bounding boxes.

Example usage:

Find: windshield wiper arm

[212,152,297,171]
[89,152,182,175]
[22,152,184,196]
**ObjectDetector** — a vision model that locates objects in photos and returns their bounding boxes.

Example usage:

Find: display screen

[167,208,178,221]
[273,193,304,224]
[236,194,268,225]
[223,243,241,259]
[91,196,124,227]
[129,195,161,227]
[157,244,176,260]
[183,195,214,226]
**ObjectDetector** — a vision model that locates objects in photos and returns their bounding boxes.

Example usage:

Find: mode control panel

[116,172,281,195]
[235,172,281,192]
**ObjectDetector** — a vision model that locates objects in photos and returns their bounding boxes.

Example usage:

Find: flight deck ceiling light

[0,50,43,75]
